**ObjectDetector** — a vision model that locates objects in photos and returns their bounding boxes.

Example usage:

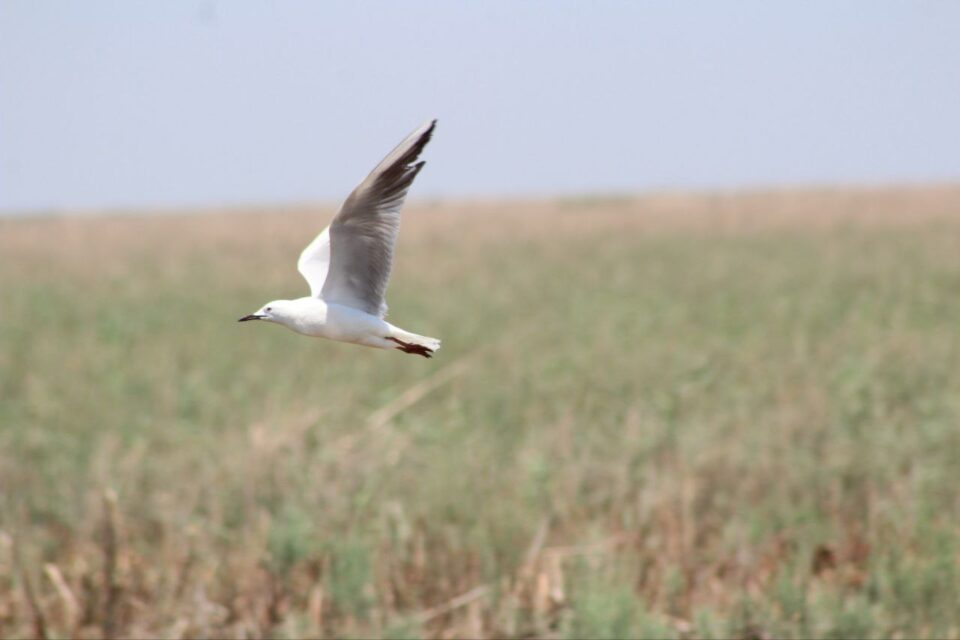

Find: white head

[238,299,297,326]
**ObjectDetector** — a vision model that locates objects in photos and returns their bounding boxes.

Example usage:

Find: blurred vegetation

[1,186,960,638]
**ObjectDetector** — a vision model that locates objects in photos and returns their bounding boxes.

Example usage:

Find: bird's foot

[385,337,433,358]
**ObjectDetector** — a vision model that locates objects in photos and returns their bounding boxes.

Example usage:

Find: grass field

[2,185,960,639]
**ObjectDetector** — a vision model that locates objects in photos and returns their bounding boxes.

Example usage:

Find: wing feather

[296,225,331,297]
[315,119,436,316]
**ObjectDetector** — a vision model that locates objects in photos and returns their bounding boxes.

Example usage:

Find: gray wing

[320,119,436,316]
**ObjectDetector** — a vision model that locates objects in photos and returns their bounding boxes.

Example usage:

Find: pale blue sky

[1,1,958,213]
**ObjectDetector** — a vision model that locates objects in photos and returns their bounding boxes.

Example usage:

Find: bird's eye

[265,307,272,312]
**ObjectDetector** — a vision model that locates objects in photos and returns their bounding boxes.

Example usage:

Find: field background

[2,185,960,639]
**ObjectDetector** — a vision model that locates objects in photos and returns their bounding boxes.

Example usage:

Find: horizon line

[2,178,959,220]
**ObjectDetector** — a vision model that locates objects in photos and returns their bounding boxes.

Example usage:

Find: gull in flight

[239,119,441,358]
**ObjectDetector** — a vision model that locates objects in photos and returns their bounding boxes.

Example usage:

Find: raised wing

[297,225,331,297]
[316,119,436,316]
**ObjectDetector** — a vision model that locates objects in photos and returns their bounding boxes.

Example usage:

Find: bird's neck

[280,298,328,335]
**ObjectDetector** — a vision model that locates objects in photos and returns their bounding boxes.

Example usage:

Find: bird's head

[238,299,294,325]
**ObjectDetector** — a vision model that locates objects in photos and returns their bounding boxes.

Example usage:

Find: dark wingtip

[409,160,427,177]
[417,119,437,148]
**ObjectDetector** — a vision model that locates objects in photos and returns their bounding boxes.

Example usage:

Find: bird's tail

[386,328,441,359]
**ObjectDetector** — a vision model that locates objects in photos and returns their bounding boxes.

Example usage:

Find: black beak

[238,314,265,322]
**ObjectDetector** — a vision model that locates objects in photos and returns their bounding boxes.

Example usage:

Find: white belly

[297,301,388,343]
[326,304,389,341]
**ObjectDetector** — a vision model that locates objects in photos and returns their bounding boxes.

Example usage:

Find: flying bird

[239,119,441,358]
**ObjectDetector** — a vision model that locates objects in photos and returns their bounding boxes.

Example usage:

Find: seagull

[239,119,441,358]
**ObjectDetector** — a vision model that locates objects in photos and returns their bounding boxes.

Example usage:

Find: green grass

[2,189,960,638]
